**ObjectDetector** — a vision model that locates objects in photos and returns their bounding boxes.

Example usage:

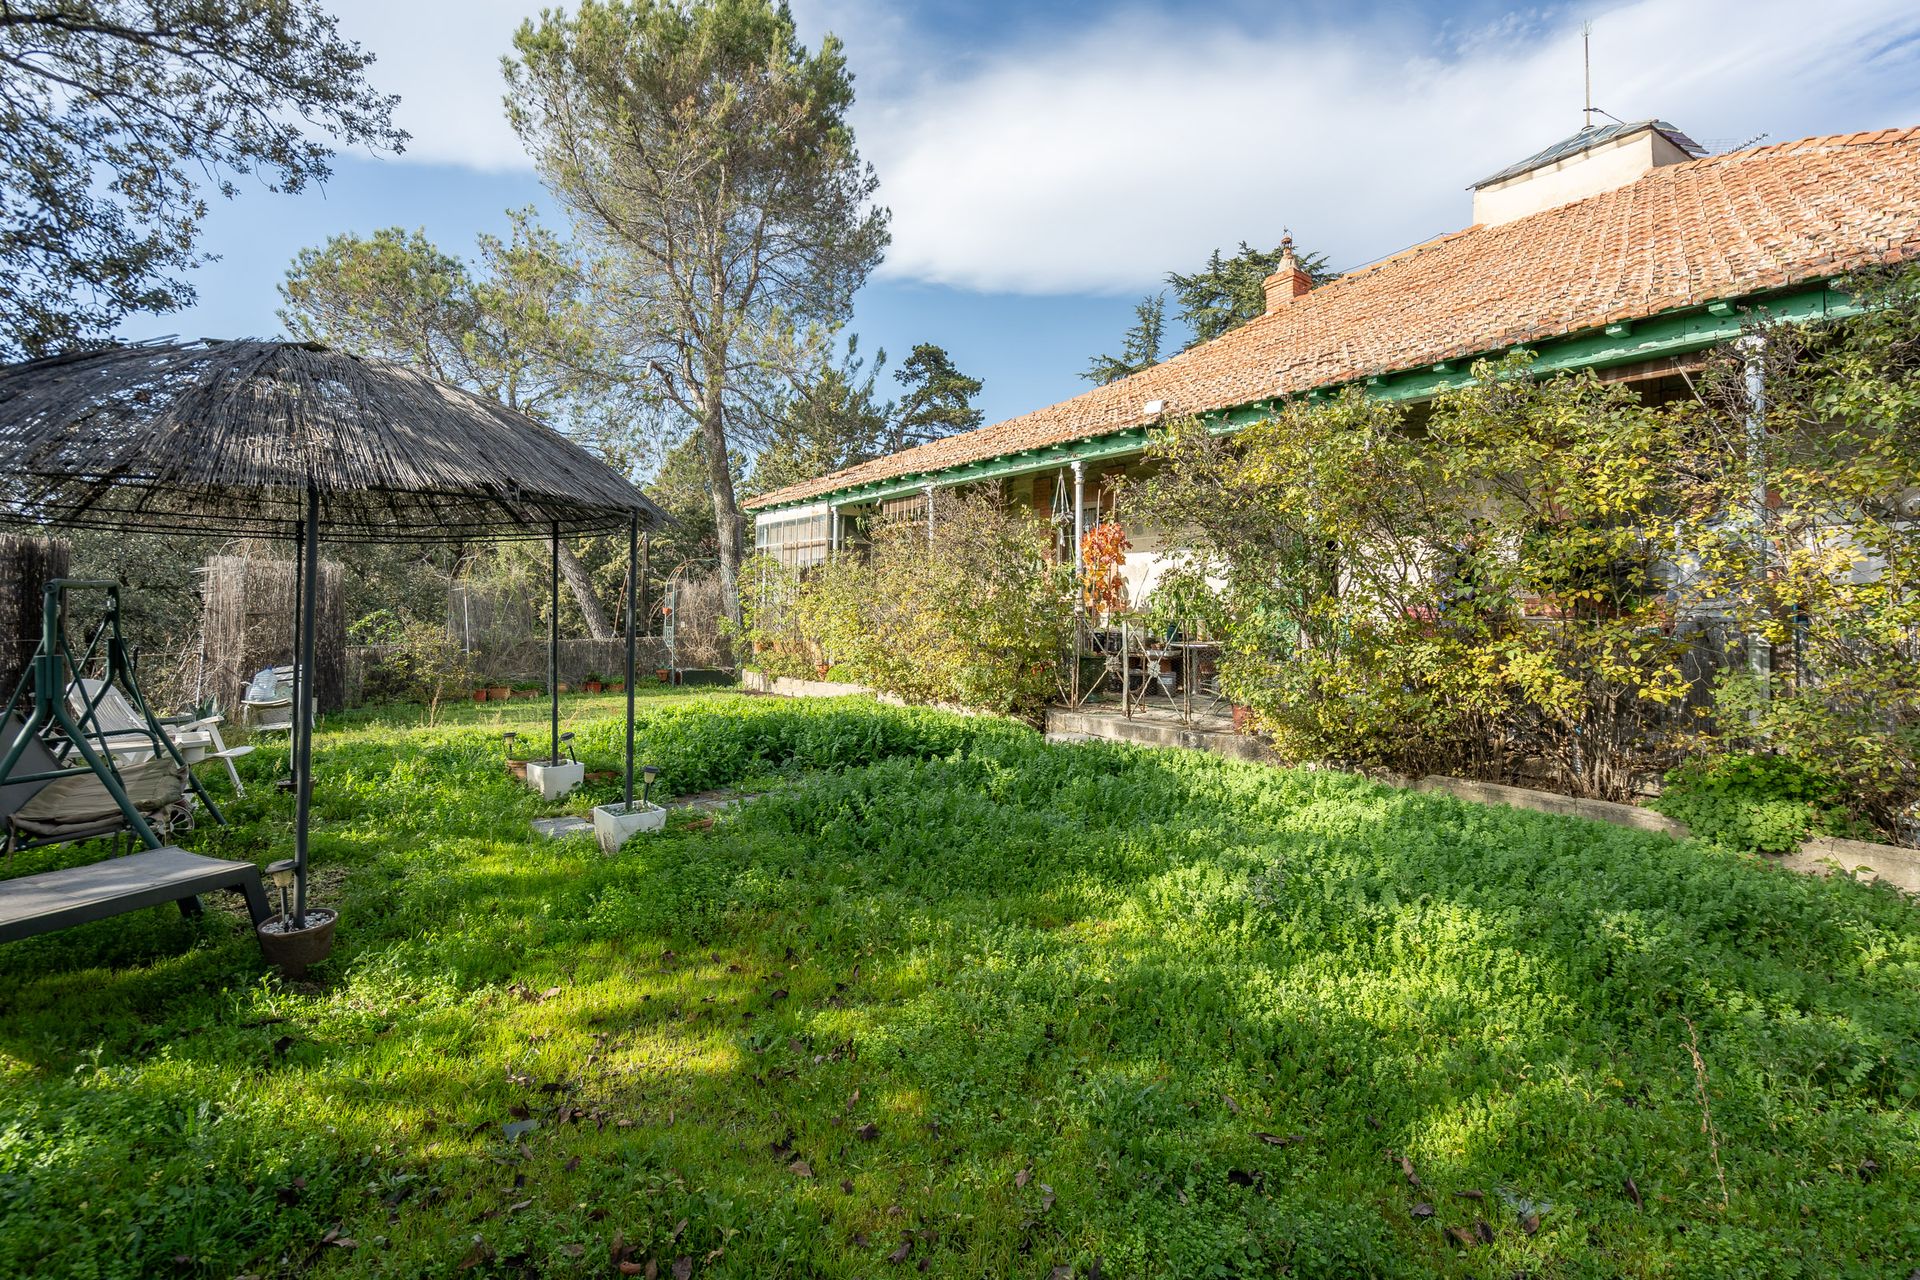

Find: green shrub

[1652,751,1866,852]
[741,494,1073,717]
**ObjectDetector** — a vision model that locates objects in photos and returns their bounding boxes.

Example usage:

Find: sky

[145,0,1920,445]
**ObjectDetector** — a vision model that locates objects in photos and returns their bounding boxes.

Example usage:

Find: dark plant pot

[655,669,672,684]
[257,907,338,978]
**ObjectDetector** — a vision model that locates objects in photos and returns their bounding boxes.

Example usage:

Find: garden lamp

[559,730,577,764]
[641,765,659,807]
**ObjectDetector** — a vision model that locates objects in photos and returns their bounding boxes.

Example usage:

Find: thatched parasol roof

[0,339,663,541]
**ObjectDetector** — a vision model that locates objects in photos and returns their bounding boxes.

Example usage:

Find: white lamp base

[592,801,667,853]
[524,759,584,801]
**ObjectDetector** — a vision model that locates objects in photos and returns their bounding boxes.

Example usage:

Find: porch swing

[0,577,269,941]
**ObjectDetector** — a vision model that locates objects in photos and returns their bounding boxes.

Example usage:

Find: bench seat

[0,846,268,943]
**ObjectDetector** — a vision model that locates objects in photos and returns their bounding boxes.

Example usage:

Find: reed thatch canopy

[0,339,664,541]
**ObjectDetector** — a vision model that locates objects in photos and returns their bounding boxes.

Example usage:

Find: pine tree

[507,0,889,627]
[751,336,892,494]
[1083,293,1166,385]
[1169,241,1333,349]
[892,343,984,447]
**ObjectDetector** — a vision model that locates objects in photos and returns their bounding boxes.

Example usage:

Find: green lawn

[1,690,1916,1278]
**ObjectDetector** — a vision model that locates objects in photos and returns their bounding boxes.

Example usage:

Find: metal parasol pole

[624,515,637,810]
[288,518,305,779]
[549,522,560,765]
[292,486,320,928]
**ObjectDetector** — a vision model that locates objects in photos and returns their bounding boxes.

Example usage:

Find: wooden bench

[0,846,269,944]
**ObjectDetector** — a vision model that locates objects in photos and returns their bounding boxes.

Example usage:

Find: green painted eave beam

[804,426,1155,510]
[754,282,1860,513]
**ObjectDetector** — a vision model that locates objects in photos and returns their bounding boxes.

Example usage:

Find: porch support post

[924,484,936,546]
[1739,335,1770,702]
[1071,459,1086,704]
[1071,460,1086,572]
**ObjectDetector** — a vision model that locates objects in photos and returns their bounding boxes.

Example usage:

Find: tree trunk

[700,373,745,628]
[550,537,614,639]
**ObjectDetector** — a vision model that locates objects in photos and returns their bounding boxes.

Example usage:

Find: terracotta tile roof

[749,127,1920,511]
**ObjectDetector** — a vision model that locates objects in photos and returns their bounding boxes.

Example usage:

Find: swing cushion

[8,758,186,838]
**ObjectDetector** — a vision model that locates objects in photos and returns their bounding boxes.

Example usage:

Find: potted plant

[513,681,540,699]
[604,679,624,693]
[487,682,511,701]
[472,686,489,702]
[582,672,604,694]
[655,668,672,684]
[556,681,572,694]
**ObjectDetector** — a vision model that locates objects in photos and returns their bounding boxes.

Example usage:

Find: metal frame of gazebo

[0,339,663,948]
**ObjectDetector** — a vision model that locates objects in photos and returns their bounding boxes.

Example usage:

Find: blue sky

[145,0,1920,455]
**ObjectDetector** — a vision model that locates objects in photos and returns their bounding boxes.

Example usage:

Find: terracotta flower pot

[1231,704,1254,733]
[814,663,831,679]
[257,907,338,978]
[488,685,511,701]
[472,688,489,702]
[605,682,624,693]
[583,681,603,694]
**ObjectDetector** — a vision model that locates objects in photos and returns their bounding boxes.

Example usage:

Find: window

[754,503,832,568]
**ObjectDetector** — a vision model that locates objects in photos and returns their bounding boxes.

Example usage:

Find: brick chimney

[1262,233,1312,314]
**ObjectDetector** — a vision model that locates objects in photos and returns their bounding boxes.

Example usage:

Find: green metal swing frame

[0,578,227,850]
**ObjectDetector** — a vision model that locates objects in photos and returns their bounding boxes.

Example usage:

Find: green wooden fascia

[809,426,1157,510]
[752,281,1860,515]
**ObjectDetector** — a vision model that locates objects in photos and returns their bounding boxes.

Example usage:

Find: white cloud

[320,0,914,172]
[318,0,1920,293]
[862,0,1920,294]
[324,0,536,170]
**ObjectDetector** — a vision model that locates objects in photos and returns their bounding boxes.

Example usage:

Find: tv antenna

[1580,21,1622,129]
[1583,22,1594,128]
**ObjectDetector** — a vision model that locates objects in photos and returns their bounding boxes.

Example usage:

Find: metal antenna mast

[1583,21,1593,128]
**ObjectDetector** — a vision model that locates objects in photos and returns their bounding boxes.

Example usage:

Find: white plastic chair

[241,665,300,734]
[68,678,256,796]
